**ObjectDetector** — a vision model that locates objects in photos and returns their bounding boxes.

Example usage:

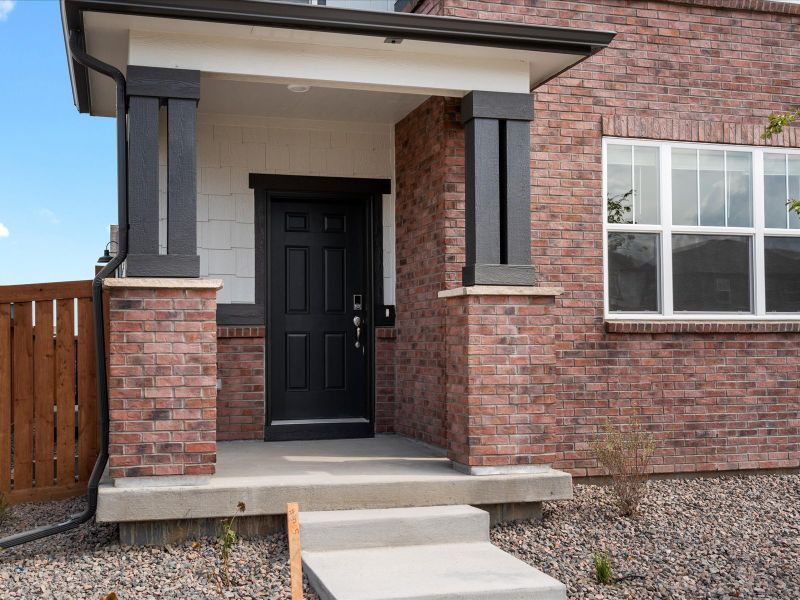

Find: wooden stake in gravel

[287,502,304,600]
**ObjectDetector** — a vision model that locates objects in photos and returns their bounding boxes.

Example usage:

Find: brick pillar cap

[103,277,223,290]
[438,285,563,298]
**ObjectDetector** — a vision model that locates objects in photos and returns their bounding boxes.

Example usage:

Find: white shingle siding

[159,114,396,305]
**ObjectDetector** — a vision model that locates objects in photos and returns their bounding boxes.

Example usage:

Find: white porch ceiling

[199,78,427,123]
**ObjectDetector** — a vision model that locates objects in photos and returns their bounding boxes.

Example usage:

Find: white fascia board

[127,29,531,97]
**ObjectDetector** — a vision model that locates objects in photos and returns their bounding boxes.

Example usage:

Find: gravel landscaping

[0,497,316,599]
[0,474,798,598]
[493,473,800,599]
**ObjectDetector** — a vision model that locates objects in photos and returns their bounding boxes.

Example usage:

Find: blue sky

[0,0,116,285]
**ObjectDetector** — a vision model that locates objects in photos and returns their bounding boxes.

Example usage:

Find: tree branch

[762,108,800,140]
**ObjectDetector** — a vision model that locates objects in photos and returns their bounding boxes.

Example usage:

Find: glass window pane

[698,150,725,226]
[726,151,752,227]
[672,234,751,312]
[764,153,788,229]
[789,156,800,230]
[608,233,659,312]
[326,0,395,9]
[672,148,698,225]
[765,237,800,312]
[634,146,660,225]
[607,145,633,224]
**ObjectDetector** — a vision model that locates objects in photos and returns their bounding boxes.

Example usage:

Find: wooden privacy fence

[0,280,101,504]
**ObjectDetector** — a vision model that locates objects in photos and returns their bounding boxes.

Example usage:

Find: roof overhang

[62,0,615,117]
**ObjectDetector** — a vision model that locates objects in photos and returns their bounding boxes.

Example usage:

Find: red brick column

[105,278,222,478]
[442,288,562,471]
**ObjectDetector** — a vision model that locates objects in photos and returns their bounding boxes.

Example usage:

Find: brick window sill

[605,320,800,334]
[438,285,564,298]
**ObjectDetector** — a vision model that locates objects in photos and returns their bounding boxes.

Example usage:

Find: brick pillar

[442,288,562,473]
[105,278,222,478]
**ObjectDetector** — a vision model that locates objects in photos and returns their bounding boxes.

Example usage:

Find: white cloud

[0,223,9,238]
[38,208,60,225]
[0,1,15,22]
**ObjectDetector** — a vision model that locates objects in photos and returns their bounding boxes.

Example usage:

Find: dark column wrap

[126,66,200,277]
[167,98,198,257]
[461,91,535,286]
[127,96,160,257]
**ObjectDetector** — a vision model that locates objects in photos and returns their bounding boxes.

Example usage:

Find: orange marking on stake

[287,502,304,600]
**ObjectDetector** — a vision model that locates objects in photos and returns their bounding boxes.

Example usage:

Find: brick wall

[394,96,464,447]
[106,281,220,478]
[217,326,265,441]
[375,328,397,433]
[400,0,800,475]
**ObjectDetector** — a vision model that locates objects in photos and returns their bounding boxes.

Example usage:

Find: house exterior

[60,0,800,534]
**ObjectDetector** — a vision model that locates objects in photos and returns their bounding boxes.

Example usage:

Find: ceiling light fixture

[287,84,311,93]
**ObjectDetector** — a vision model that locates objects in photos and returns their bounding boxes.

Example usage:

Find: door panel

[268,197,371,440]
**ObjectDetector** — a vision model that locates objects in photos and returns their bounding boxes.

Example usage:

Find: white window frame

[603,137,800,321]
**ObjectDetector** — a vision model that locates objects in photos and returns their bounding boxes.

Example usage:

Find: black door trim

[218,175,391,326]
[249,174,391,195]
[254,175,389,441]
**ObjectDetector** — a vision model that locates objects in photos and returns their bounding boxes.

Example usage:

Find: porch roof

[61,0,615,118]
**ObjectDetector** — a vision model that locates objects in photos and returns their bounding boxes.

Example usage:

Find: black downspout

[0,31,128,549]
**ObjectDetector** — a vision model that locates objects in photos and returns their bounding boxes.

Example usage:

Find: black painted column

[126,66,201,277]
[461,91,535,286]
[127,96,160,258]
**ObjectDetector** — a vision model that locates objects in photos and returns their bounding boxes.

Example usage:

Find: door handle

[353,315,363,349]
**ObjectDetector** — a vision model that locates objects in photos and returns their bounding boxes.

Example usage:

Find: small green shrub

[592,414,656,517]
[218,501,246,585]
[593,552,612,585]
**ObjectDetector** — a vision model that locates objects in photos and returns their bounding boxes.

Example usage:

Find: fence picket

[77,298,98,482]
[0,304,11,495]
[34,300,55,488]
[12,302,34,491]
[55,298,76,487]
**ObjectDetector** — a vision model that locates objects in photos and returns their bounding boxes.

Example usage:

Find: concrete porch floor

[98,436,572,542]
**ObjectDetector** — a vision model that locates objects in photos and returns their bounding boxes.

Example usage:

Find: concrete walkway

[300,505,566,600]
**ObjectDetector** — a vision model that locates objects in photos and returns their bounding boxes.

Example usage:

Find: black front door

[267,196,372,440]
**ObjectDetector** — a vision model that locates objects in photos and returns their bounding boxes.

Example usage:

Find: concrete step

[302,542,566,600]
[299,505,566,600]
[299,505,488,552]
